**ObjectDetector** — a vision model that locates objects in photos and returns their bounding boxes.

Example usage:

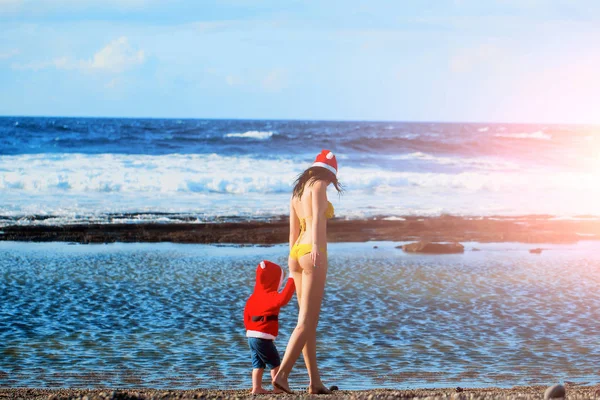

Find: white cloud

[86,36,145,72]
[104,77,121,89]
[11,57,66,71]
[0,0,153,14]
[0,0,21,8]
[225,75,242,86]
[11,37,145,73]
[195,20,242,33]
[0,49,20,60]
[449,43,505,73]
[261,69,288,92]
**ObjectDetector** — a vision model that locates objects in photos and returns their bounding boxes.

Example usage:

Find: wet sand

[1,215,600,244]
[2,385,600,400]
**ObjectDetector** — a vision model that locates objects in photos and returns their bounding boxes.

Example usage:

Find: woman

[273,149,343,394]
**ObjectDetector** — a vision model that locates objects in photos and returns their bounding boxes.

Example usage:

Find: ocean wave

[2,153,600,224]
[0,153,593,195]
[0,153,298,194]
[389,152,520,170]
[494,131,552,140]
[224,131,274,140]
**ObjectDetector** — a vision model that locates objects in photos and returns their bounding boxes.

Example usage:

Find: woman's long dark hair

[292,167,344,199]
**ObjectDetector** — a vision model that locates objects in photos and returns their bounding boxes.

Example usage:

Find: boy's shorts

[248,337,281,370]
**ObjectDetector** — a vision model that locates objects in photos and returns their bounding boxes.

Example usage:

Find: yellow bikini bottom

[289,243,327,261]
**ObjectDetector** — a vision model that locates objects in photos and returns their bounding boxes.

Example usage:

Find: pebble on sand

[544,384,566,399]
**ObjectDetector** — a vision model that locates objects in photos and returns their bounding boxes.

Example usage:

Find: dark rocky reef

[401,241,465,254]
[1,215,599,244]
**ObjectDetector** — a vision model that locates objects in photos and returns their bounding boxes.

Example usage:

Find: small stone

[544,384,566,399]
[401,241,465,254]
[471,248,481,251]
[373,246,378,249]
[329,385,339,391]
[530,248,543,254]
[456,387,464,392]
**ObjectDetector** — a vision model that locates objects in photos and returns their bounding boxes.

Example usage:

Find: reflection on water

[1,241,600,390]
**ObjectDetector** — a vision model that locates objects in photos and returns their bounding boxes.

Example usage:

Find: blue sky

[1,0,599,123]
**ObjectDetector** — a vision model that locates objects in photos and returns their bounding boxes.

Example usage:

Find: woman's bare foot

[307,384,333,394]
[272,373,294,394]
[251,388,273,395]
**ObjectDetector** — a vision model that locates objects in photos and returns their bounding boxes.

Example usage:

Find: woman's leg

[273,255,327,393]
[303,324,330,393]
[298,255,329,393]
[272,257,303,393]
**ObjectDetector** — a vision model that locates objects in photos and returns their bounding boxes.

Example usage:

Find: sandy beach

[2,385,600,400]
[2,215,600,244]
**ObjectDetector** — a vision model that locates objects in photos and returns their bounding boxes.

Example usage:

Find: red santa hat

[312,149,338,176]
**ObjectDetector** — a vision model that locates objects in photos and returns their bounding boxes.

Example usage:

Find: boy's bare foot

[251,388,273,395]
[272,387,284,394]
[307,384,333,394]
[272,374,294,394]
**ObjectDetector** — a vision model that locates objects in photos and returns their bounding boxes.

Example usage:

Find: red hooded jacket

[244,260,296,340]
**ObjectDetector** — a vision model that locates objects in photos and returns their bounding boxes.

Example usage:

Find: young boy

[244,260,296,394]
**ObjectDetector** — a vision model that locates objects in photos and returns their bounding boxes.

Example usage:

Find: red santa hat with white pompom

[312,149,338,176]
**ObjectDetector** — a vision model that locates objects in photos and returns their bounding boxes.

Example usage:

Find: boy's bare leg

[252,368,272,394]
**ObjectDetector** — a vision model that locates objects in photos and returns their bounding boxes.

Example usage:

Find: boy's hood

[254,260,284,293]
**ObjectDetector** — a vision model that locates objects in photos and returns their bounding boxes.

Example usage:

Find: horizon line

[1,114,599,126]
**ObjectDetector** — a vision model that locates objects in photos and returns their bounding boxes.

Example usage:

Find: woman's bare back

[291,181,331,247]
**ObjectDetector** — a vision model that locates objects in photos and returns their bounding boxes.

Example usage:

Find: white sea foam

[399,133,421,140]
[390,152,520,170]
[494,131,552,140]
[0,152,527,195]
[478,127,489,132]
[382,216,406,221]
[1,153,600,224]
[224,131,274,139]
[0,153,297,194]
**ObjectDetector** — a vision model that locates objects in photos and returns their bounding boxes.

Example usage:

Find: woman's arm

[310,181,328,266]
[289,197,300,250]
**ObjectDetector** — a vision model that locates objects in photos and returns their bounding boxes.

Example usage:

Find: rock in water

[544,384,566,399]
[530,248,543,254]
[402,241,464,254]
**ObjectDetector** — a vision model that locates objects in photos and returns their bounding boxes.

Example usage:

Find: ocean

[1,117,599,227]
[2,117,600,391]
[1,241,599,390]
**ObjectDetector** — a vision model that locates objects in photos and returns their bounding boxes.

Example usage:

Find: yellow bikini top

[299,201,334,231]
[325,201,335,219]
